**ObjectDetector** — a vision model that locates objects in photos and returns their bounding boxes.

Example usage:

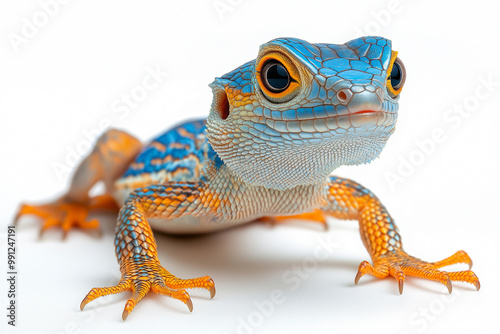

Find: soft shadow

[150,223,361,287]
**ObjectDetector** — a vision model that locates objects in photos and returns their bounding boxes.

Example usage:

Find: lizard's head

[207,37,405,189]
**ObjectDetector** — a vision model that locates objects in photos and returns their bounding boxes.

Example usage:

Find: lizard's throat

[206,125,392,190]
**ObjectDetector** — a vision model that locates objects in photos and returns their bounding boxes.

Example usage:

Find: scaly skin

[16,36,480,320]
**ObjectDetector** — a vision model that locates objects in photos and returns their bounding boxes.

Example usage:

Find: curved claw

[209,285,216,299]
[397,272,405,294]
[354,264,367,285]
[121,282,150,321]
[445,277,452,294]
[122,309,130,321]
[185,298,193,312]
[122,298,141,321]
[122,300,138,321]
[354,271,363,285]
[354,260,387,286]
[389,265,406,294]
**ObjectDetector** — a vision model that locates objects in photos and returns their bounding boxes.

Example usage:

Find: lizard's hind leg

[15,129,142,238]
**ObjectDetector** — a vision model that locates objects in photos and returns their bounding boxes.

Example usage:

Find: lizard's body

[16,36,480,320]
[115,119,331,234]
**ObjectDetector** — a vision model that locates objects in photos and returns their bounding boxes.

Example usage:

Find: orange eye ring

[256,52,301,103]
[386,51,406,98]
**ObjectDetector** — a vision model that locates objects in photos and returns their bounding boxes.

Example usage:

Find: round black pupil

[266,63,289,91]
[390,62,401,87]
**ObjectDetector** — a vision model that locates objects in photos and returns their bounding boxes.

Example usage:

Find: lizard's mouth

[350,109,379,115]
[261,108,395,135]
[331,109,391,130]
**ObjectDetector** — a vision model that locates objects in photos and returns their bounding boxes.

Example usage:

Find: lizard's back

[114,119,210,206]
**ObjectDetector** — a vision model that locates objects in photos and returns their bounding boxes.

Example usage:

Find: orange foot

[80,258,216,320]
[15,194,118,238]
[259,209,328,230]
[355,250,480,293]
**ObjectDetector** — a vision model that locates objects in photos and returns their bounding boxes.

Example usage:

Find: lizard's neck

[202,161,328,221]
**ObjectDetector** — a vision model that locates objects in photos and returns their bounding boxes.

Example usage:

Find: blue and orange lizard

[16,36,480,320]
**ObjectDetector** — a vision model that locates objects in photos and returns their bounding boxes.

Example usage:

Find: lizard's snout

[338,87,384,114]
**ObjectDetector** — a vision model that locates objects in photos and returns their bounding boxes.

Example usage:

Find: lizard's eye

[387,54,406,98]
[261,60,290,93]
[256,52,301,103]
[389,58,405,90]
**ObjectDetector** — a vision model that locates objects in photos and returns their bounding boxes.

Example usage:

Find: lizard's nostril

[337,89,352,105]
[215,90,230,120]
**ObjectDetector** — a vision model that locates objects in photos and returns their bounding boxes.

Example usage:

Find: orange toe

[355,249,480,294]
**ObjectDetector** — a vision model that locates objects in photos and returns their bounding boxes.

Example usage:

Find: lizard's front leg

[321,176,480,293]
[80,182,216,320]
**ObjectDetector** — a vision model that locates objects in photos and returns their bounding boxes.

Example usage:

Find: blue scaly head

[207,36,406,189]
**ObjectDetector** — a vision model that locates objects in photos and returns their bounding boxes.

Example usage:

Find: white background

[1,1,499,333]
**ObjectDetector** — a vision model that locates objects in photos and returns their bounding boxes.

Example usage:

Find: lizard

[15,36,480,321]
